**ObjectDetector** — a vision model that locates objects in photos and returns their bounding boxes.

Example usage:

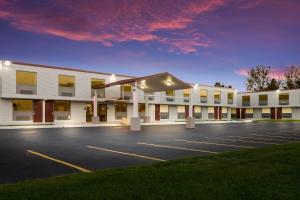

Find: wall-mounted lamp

[4,60,11,66]
[193,83,198,89]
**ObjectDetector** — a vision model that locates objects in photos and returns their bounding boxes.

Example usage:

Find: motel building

[0,60,300,130]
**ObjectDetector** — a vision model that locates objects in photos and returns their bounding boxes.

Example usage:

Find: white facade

[1,60,300,125]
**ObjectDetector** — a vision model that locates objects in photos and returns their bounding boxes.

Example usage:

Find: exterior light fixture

[194,83,198,89]
[4,60,11,66]
[165,80,173,86]
[110,74,116,81]
[140,80,147,89]
[276,89,280,93]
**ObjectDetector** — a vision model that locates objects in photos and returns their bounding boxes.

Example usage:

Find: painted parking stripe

[137,142,218,154]
[27,150,91,173]
[266,132,300,136]
[20,131,38,134]
[87,145,165,161]
[210,138,279,145]
[175,139,254,149]
[249,134,300,140]
[228,135,289,142]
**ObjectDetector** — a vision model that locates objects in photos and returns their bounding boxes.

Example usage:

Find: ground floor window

[245,108,253,118]
[222,107,228,118]
[193,106,201,119]
[282,107,292,118]
[231,108,237,119]
[139,104,145,118]
[12,99,33,121]
[177,105,185,119]
[160,105,169,119]
[53,101,71,120]
[262,108,271,118]
[208,107,215,119]
[115,103,127,120]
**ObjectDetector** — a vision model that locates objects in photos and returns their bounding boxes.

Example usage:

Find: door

[277,107,282,119]
[271,107,276,119]
[218,107,222,120]
[45,100,54,122]
[241,108,246,119]
[214,107,218,120]
[185,105,189,118]
[98,104,107,122]
[155,104,160,121]
[33,100,43,123]
[236,108,240,119]
[86,103,93,122]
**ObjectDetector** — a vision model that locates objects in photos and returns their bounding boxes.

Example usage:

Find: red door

[214,107,218,120]
[155,104,160,121]
[241,108,246,119]
[33,100,43,123]
[271,107,276,119]
[185,105,189,118]
[218,107,222,120]
[45,100,54,122]
[277,107,282,119]
[236,108,240,119]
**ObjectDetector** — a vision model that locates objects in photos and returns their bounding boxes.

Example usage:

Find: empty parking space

[1,122,300,184]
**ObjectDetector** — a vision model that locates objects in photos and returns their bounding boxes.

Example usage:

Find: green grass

[254,119,300,123]
[0,143,299,200]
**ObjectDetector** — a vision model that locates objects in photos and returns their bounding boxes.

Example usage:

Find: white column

[93,90,97,117]
[189,89,193,117]
[42,100,45,123]
[186,88,195,128]
[132,82,138,118]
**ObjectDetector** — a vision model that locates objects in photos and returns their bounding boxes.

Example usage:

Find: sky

[0,0,300,91]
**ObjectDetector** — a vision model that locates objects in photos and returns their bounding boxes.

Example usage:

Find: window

[160,105,169,119]
[121,85,132,100]
[242,95,250,106]
[91,78,105,98]
[115,103,127,119]
[214,91,221,104]
[282,107,292,118]
[16,71,37,95]
[193,106,201,119]
[262,107,271,118]
[259,95,268,106]
[245,108,253,118]
[200,89,208,103]
[183,89,190,102]
[227,92,233,104]
[279,93,289,105]
[177,105,185,119]
[58,75,75,96]
[53,101,71,120]
[138,104,145,117]
[231,108,237,119]
[166,90,175,102]
[12,99,33,121]
[208,106,215,119]
[222,107,228,118]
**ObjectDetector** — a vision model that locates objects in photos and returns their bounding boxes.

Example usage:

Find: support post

[42,100,45,123]
[130,82,141,131]
[91,90,99,123]
[144,96,151,123]
[186,88,195,128]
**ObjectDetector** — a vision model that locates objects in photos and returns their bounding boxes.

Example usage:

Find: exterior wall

[253,108,262,119]
[292,108,300,119]
[0,98,13,124]
[70,102,86,123]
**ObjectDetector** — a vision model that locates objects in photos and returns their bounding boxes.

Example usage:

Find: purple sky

[0,0,300,91]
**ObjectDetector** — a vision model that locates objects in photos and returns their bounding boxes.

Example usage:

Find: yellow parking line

[27,150,91,173]
[229,135,289,142]
[249,134,300,140]
[212,138,279,145]
[87,145,165,162]
[175,139,254,149]
[137,142,218,154]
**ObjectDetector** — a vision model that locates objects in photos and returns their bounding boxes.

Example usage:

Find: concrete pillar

[131,82,141,131]
[91,90,99,123]
[42,100,46,123]
[144,97,151,123]
[186,88,195,129]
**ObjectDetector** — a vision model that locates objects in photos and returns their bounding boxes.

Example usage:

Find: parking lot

[1,122,300,184]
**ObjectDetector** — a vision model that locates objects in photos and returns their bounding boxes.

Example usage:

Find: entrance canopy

[104,72,192,93]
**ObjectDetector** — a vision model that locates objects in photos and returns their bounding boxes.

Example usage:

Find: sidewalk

[0,120,253,129]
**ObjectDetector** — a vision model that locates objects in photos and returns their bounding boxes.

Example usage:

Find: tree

[246,65,271,92]
[214,82,225,87]
[266,78,280,90]
[284,65,300,89]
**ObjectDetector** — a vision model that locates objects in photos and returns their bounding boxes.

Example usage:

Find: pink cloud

[235,67,287,80]
[0,0,227,54]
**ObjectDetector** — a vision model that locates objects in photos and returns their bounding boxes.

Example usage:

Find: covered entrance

[86,103,107,122]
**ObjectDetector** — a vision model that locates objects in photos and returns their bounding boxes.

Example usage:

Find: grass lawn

[254,119,300,123]
[0,143,299,200]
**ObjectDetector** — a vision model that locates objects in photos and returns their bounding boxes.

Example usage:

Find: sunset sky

[0,0,300,91]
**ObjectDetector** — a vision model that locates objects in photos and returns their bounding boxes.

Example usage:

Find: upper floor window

[183,89,190,103]
[91,78,105,98]
[58,75,75,97]
[279,93,289,105]
[16,71,37,95]
[200,89,208,103]
[121,84,132,100]
[242,95,250,106]
[227,92,233,104]
[165,90,175,102]
[259,94,268,106]
[214,91,221,104]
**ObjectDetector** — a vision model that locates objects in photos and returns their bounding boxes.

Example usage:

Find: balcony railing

[166,96,175,102]
[279,100,289,105]
[53,111,71,120]
[91,88,105,98]
[59,87,75,97]
[259,100,268,106]
[200,96,207,103]
[242,101,250,106]
[183,97,189,103]
[16,84,37,95]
